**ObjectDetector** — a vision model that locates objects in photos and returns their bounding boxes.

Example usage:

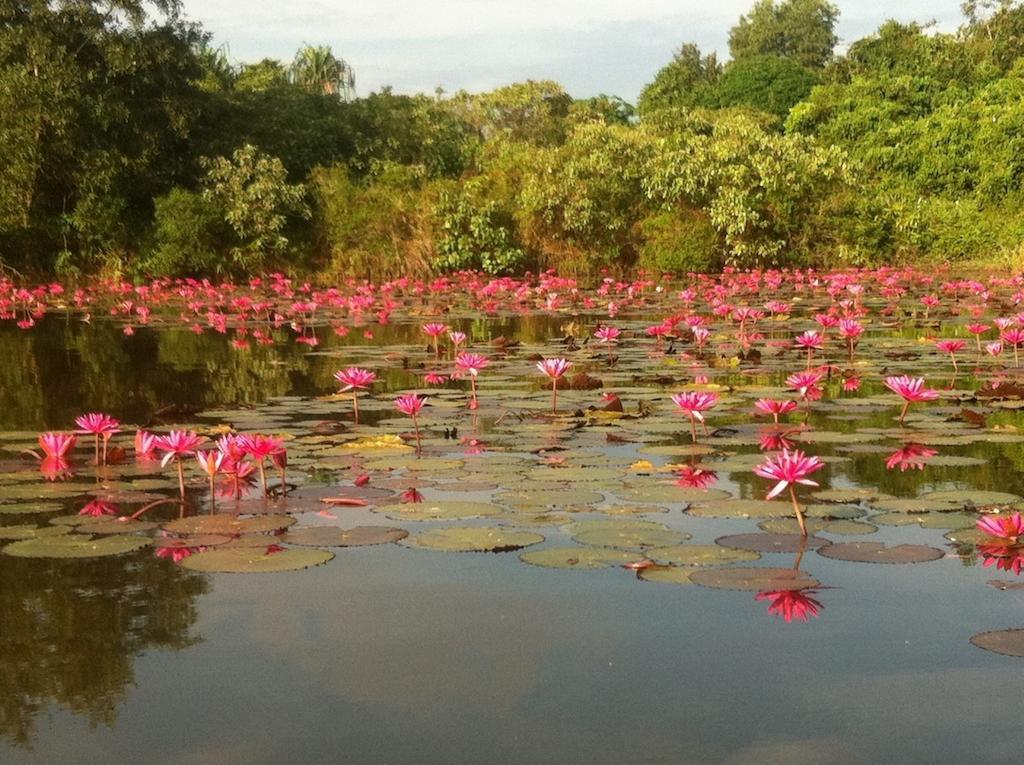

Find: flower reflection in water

[978,543,1024,576]
[755,589,825,623]
[885,444,938,472]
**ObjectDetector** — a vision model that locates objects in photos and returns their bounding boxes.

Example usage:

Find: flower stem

[788,484,808,537]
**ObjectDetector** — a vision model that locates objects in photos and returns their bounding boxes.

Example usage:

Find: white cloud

[181,0,966,99]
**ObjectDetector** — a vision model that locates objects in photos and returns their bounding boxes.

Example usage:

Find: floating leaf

[520,546,645,569]
[572,525,690,550]
[715,533,830,553]
[687,499,790,519]
[645,544,760,566]
[969,629,1024,657]
[163,514,296,536]
[690,567,819,591]
[376,501,502,521]
[281,526,408,547]
[181,547,334,573]
[638,566,695,585]
[3,535,150,559]
[0,524,71,540]
[404,527,544,552]
[817,541,944,564]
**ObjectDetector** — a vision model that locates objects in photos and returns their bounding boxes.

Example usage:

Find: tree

[201,145,309,272]
[713,54,819,119]
[637,43,721,115]
[729,0,839,69]
[458,80,573,145]
[235,58,289,92]
[290,45,355,99]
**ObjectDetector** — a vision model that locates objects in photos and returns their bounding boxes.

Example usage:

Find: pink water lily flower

[155,430,206,499]
[238,434,286,496]
[134,430,158,460]
[75,412,120,465]
[537,358,572,413]
[38,432,76,459]
[422,322,449,357]
[395,393,426,450]
[455,352,489,408]
[883,375,939,424]
[754,448,824,536]
[334,367,376,422]
[935,339,966,372]
[671,391,719,442]
[977,512,1024,543]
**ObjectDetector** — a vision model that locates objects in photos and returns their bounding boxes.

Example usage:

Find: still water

[1,313,1022,764]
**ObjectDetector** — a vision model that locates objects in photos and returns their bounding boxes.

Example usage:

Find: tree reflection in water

[0,550,207,748]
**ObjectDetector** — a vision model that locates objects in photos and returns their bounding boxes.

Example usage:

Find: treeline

[3,0,1024,280]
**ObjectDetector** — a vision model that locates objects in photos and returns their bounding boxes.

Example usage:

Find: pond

[2,270,1024,763]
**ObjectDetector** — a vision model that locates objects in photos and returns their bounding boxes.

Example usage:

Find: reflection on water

[2,311,1024,763]
[0,552,206,747]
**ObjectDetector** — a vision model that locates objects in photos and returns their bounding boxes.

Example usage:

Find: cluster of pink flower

[36,414,286,502]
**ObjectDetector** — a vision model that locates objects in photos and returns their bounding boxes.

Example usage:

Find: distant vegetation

[4,0,1024,280]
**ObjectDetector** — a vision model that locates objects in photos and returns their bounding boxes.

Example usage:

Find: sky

[180,0,967,101]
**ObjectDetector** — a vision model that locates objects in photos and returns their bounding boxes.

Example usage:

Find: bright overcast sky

[180,0,966,100]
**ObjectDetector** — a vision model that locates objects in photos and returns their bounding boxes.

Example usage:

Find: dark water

[1,316,1022,764]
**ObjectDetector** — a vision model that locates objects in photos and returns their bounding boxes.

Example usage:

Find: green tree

[713,54,819,119]
[729,0,839,69]
[235,58,289,92]
[637,43,721,115]
[290,44,355,99]
[201,144,309,271]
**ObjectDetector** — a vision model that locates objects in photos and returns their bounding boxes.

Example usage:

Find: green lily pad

[817,541,944,564]
[687,499,791,519]
[759,518,877,535]
[716,533,830,553]
[871,512,975,529]
[919,490,1022,507]
[572,525,690,550]
[163,514,296,536]
[689,567,820,591]
[617,485,731,504]
[181,547,334,573]
[645,544,760,566]
[404,527,544,552]
[520,546,646,569]
[0,524,72,540]
[281,526,408,547]
[0,501,63,515]
[638,566,695,585]
[153,535,233,549]
[812,488,893,504]
[75,518,159,535]
[3,534,151,558]
[376,501,502,521]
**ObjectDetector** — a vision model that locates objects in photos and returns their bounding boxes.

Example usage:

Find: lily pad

[3,535,151,558]
[376,501,502,521]
[181,547,334,573]
[520,546,646,569]
[716,533,830,553]
[404,527,544,552]
[687,499,791,519]
[969,629,1024,657]
[645,544,760,566]
[0,524,71,540]
[638,566,695,585]
[817,541,944,564]
[572,525,690,550]
[281,526,408,547]
[689,567,820,591]
[163,514,296,536]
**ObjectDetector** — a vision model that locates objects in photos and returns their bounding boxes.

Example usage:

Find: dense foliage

[2,0,1024,279]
